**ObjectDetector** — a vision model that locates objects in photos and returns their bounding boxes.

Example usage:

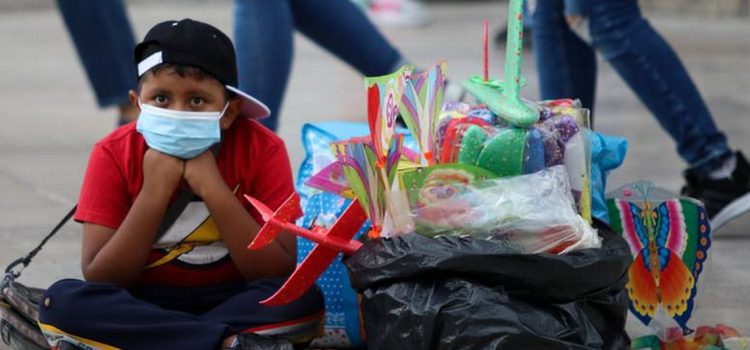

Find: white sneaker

[368,0,431,28]
[710,191,750,232]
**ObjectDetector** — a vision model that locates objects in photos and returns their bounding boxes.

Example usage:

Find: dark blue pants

[234,0,404,131]
[38,278,324,349]
[56,0,137,108]
[58,0,404,131]
[532,0,731,174]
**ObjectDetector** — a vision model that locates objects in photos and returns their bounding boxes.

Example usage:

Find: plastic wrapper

[631,324,747,350]
[590,132,628,223]
[296,121,422,347]
[407,165,600,254]
[537,99,592,220]
[344,221,632,350]
[432,99,593,221]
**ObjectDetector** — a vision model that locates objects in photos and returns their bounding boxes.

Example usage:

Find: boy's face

[129,67,242,130]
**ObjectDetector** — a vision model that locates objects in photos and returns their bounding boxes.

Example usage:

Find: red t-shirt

[75,118,297,287]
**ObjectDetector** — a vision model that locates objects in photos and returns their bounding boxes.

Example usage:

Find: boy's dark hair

[137,63,233,101]
[136,43,232,101]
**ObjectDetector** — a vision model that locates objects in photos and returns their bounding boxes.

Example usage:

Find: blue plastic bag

[296,122,416,347]
[589,132,628,224]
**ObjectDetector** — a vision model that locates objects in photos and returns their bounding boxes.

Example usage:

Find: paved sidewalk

[1,0,748,338]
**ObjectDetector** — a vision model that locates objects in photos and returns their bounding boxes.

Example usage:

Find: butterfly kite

[606,181,711,334]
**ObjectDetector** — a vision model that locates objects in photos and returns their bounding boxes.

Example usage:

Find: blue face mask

[136,101,228,159]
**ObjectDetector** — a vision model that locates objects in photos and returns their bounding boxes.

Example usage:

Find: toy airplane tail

[245,193,303,250]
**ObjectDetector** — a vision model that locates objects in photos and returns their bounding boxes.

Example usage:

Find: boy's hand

[142,149,184,200]
[184,150,225,198]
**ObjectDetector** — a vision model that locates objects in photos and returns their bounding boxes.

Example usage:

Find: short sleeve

[75,143,131,229]
[248,143,298,222]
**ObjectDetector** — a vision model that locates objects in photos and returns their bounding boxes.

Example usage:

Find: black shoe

[231,333,293,350]
[682,151,750,220]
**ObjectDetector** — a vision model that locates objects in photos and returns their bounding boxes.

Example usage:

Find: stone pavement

[1,0,748,339]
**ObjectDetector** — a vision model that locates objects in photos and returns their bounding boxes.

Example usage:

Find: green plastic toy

[475,128,526,177]
[463,0,538,127]
[457,125,488,165]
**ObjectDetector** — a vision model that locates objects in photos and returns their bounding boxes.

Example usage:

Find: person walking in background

[57,0,413,131]
[234,0,413,131]
[363,0,431,28]
[531,0,750,218]
[494,0,533,48]
[57,0,139,125]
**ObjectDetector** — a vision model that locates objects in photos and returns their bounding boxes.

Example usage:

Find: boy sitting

[38,19,323,350]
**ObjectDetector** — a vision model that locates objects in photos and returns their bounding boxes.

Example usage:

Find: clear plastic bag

[408,165,600,254]
[432,99,593,221]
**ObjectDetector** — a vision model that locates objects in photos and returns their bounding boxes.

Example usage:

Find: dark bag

[1,205,76,350]
[345,220,632,350]
[1,279,48,350]
[1,189,196,350]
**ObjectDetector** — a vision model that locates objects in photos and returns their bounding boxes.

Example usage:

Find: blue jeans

[234,0,404,131]
[523,0,533,28]
[57,0,137,108]
[58,0,404,131]
[532,0,731,174]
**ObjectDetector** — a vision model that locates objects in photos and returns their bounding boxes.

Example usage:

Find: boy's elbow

[241,255,296,281]
[81,263,136,288]
[267,256,297,278]
[277,245,297,275]
[80,260,97,281]
[81,266,107,284]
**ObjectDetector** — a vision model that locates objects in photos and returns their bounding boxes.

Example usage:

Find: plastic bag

[296,122,373,348]
[407,165,600,254]
[296,121,419,347]
[589,132,628,223]
[433,99,593,220]
[345,221,632,350]
[631,324,747,350]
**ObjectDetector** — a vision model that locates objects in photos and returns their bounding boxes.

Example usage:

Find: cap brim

[226,85,271,119]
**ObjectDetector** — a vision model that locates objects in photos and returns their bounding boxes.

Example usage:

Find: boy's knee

[38,279,101,328]
[39,279,86,324]
[286,284,324,318]
[302,284,324,308]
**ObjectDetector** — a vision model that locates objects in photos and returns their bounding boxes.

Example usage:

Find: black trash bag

[345,221,631,350]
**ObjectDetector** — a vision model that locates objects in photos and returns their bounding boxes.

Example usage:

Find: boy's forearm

[83,190,171,286]
[201,182,296,280]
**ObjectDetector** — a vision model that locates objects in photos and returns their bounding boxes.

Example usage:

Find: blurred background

[0,0,748,339]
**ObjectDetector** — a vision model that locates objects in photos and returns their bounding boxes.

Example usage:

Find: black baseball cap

[134,19,270,119]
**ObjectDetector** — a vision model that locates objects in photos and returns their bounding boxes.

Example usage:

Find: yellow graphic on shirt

[145,184,239,269]
[145,216,221,268]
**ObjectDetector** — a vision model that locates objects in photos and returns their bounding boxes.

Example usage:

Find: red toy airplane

[245,193,368,306]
